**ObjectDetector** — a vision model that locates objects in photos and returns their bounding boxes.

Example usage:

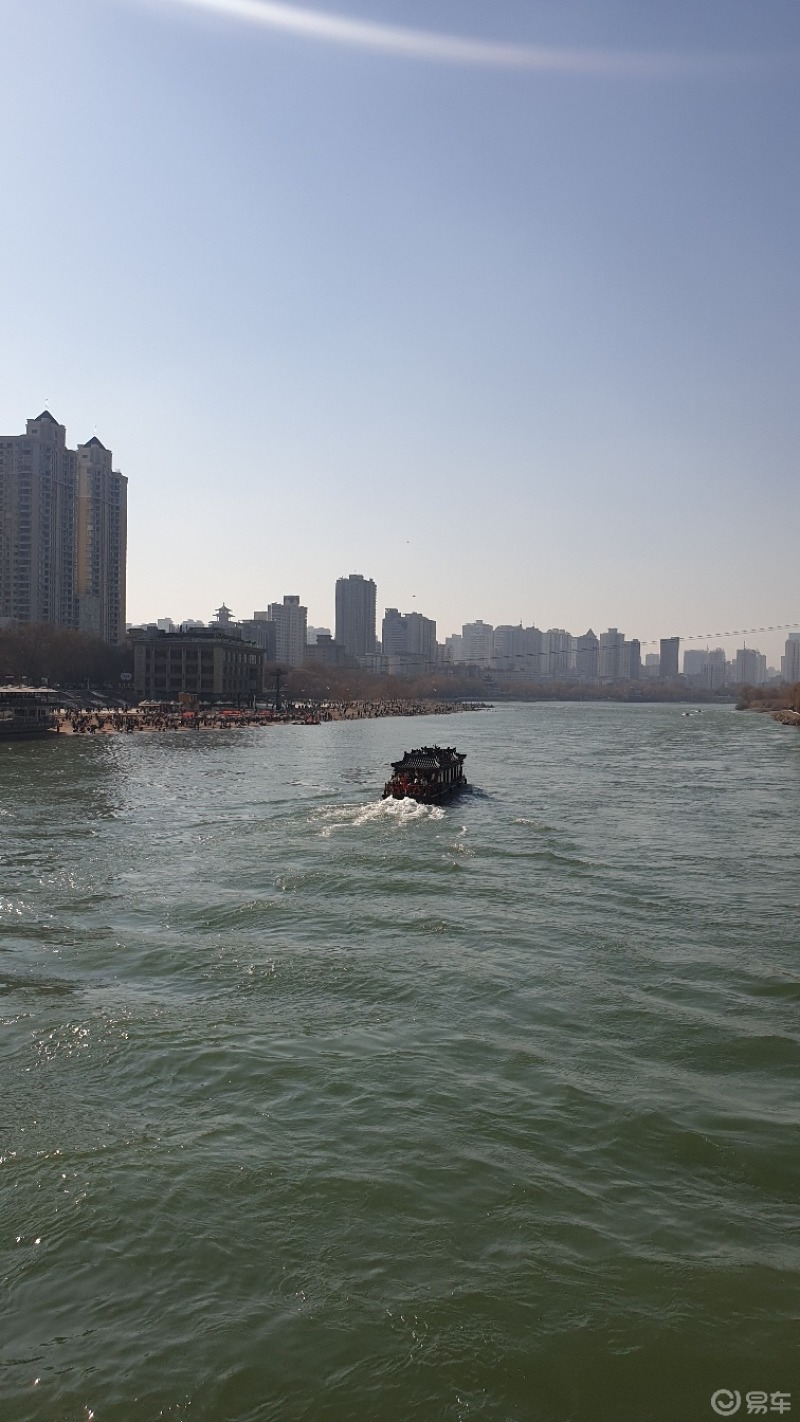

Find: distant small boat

[382,746,468,803]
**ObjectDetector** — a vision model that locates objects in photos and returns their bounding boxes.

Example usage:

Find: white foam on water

[314,798,445,837]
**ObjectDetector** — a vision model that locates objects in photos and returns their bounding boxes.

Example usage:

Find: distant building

[306,626,331,645]
[305,633,350,668]
[545,629,574,679]
[462,620,493,667]
[622,638,641,681]
[381,608,407,659]
[683,647,726,690]
[707,648,727,690]
[0,410,76,630]
[659,637,680,680]
[157,618,175,634]
[491,625,527,673]
[335,574,377,659]
[75,435,127,644]
[382,608,436,671]
[239,617,277,660]
[781,634,800,683]
[443,633,463,665]
[599,629,625,683]
[683,649,710,678]
[267,595,307,667]
[576,630,599,683]
[522,625,544,678]
[733,647,766,686]
[130,627,267,702]
[212,603,235,629]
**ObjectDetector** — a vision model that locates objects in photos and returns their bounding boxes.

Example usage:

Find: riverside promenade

[53,699,488,735]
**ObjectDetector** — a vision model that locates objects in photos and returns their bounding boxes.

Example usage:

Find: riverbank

[52,699,490,734]
[766,708,800,729]
[737,682,800,723]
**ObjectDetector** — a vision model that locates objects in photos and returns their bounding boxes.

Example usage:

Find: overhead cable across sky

[638,622,800,648]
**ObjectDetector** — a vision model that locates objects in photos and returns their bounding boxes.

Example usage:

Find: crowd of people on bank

[52,698,488,734]
[318,698,486,721]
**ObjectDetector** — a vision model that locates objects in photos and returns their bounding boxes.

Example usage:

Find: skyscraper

[0,410,126,642]
[491,625,526,672]
[782,634,800,683]
[75,436,127,644]
[576,630,599,683]
[381,608,436,669]
[0,411,77,629]
[734,647,766,686]
[599,628,625,683]
[624,638,641,681]
[659,637,680,680]
[461,620,493,667]
[335,574,376,659]
[267,595,307,667]
[545,629,573,678]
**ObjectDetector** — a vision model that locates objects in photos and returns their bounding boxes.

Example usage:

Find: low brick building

[130,628,267,703]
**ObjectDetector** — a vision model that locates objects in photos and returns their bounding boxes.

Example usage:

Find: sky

[2,0,799,664]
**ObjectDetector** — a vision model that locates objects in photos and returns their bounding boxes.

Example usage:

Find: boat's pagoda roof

[391,746,465,772]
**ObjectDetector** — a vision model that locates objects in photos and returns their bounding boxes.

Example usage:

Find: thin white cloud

[150,0,767,76]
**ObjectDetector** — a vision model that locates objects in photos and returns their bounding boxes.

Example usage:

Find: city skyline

[139,594,797,685]
[2,0,798,667]
[141,592,798,671]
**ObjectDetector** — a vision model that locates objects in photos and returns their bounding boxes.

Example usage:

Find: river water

[1,703,797,1422]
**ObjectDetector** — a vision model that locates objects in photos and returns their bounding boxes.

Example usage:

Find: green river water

[1,703,797,1421]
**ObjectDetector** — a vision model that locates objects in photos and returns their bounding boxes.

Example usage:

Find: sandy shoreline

[53,699,488,735]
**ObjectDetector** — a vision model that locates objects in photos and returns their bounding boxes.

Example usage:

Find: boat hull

[0,726,55,739]
[382,780,468,804]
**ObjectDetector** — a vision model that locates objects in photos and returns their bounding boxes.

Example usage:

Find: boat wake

[313,798,446,837]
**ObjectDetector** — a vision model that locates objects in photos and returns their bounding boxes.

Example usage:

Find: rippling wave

[1,706,797,1422]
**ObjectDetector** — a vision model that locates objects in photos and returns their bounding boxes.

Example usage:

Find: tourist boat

[382,746,467,803]
[0,686,60,738]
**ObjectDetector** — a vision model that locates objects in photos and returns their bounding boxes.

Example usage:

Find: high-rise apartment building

[781,634,800,683]
[599,629,625,683]
[683,649,709,678]
[659,637,680,680]
[462,620,493,667]
[443,633,463,665]
[267,595,307,667]
[545,629,573,678]
[381,608,436,670]
[0,411,77,629]
[0,410,126,642]
[733,647,766,686]
[75,436,127,644]
[621,638,641,681]
[335,574,376,659]
[707,648,727,690]
[488,624,548,676]
[576,630,599,683]
[491,625,526,672]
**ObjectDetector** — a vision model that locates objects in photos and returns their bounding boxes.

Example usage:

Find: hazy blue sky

[2,0,798,662]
